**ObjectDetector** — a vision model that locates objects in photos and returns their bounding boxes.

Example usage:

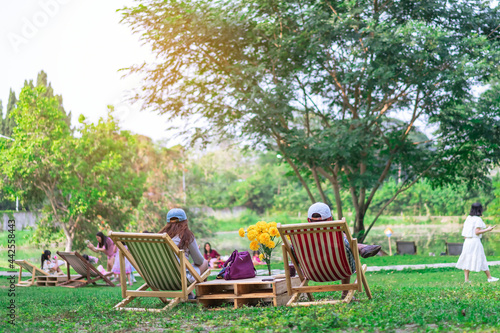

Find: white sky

[2,1,497,146]
[0,0,181,144]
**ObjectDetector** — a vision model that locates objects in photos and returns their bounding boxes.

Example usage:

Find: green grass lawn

[1,265,499,332]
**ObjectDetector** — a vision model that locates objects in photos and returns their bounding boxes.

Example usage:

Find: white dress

[456,216,489,272]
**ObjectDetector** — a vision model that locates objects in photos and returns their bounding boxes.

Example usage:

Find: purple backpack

[219,250,256,280]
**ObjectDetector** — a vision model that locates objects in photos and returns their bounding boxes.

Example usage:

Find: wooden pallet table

[36,275,73,286]
[196,276,300,309]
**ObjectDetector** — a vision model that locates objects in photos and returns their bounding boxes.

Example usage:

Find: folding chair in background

[396,241,417,255]
[14,260,50,287]
[278,218,372,306]
[109,232,211,312]
[56,251,115,288]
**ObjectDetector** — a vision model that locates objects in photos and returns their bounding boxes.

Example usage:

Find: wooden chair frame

[278,219,372,306]
[56,251,115,288]
[109,232,211,312]
[14,260,50,287]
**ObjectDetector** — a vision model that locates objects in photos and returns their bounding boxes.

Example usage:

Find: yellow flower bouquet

[239,221,281,275]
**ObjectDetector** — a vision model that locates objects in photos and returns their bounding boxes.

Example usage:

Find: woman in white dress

[456,203,498,283]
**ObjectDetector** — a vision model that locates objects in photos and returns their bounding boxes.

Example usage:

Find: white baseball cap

[307,202,332,219]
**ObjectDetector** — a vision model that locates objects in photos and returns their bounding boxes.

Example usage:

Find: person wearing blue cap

[159,208,209,298]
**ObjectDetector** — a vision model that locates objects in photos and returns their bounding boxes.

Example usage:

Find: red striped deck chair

[278,218,372,306]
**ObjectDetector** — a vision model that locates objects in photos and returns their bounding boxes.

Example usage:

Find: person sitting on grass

[159,208,209,299]
[41,250,65,275]
[82,254,99,265]
[306,202,381,299]
[204,242,223,268]
[252,251,265,265]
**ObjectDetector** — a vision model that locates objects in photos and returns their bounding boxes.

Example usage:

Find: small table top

[198,275,288,286]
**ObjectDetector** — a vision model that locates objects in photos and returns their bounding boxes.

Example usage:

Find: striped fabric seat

[283,225,353,282]
[14,260,50,287]
[109,232,211,312]
[278,219,372,306]
[61,254,100,277]
[121,236,185,291]
[16,261,49,276]
[57,251,115,288]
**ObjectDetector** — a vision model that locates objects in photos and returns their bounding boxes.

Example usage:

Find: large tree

[0,89,17,138]
[121,0,500,240]
[1,84,145,250]
[0,72,74,211]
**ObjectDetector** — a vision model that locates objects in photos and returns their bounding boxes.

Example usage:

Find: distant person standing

[456,203,498,283]
[87,232,117,272]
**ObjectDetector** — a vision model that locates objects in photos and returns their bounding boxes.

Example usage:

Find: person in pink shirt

[87,231,117,272]
[252,251,264,265]
[204,243,223,268]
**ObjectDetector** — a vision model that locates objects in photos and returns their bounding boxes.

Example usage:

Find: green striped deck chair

[14,260,50,287]
[56,251,115,288]
[109,232,211,312]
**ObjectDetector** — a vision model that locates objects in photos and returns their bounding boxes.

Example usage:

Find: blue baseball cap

[167,208,187,222]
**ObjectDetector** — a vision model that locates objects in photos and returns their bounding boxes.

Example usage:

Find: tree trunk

[283,155,316,203]
[64,233,73,251]
[317,166,343,219]
[311,166,329,205]
[61,224,73,251]
[332,180,343,219]
[354,210,366,239]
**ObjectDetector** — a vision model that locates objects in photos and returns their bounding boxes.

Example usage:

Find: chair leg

[360,264,372,299]
[342,289,356,303]
[102,273,116,287]
[161,297,181,311]
[343,270,361,304]
[343,264,370,303]
[286,292,301,306]
[114,283,149,310]
[59,275,84,286]
[18,267,23,285]
[115,296,137,309]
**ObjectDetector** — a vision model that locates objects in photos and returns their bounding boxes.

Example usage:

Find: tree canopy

[121,0,500,240]
[0,83,145,250]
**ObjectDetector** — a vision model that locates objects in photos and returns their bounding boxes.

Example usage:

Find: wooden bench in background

[446,242,463,256]
[396,241,417,255]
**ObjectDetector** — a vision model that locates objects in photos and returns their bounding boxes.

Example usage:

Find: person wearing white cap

[307,202,381,258]
[159,208,209,298]
[307,202,381,299]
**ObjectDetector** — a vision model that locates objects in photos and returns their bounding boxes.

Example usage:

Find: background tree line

[181,146,499,218]
[120,0,500,241]
[1,70,499,251]
[0,72,201,250]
